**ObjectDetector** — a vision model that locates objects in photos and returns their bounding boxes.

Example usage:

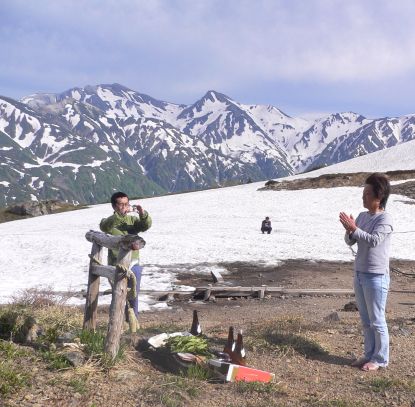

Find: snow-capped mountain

[176,90,292,177]
[1,83,414,207]
[289,112,369,171]
[309,115,415,170]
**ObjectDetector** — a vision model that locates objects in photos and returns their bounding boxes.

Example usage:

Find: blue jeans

[126,264,142,320]
[354,271,390,366]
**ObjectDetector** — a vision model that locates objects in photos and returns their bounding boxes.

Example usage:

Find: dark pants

[126,264,142,320]
[261,227,272,234]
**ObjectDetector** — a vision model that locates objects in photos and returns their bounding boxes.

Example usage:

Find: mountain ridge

[0,83,414,206]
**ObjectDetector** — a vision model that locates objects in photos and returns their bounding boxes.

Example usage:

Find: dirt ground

[3,259,415,407]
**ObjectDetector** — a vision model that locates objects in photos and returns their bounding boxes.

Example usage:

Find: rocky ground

[0,200,86,224]
[260,170,415,201]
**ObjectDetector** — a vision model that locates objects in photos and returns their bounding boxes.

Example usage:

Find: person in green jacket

[100,191,152,321]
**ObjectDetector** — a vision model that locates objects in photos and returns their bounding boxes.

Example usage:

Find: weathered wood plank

[96,287,354,300]
[193,286,354,297]
[83,242,104,331]
[104,247,131,359]
[203,288,212,301]
[211,270,224,284]
[281,288,353,295]
[91,264,116,280]
[85,230,145,250]
[194,286,283,292]
[389,290,415,294]
[139,289,196,296]
[194,286,352,293]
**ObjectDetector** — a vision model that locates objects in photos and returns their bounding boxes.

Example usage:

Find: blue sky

[1,0,415,118]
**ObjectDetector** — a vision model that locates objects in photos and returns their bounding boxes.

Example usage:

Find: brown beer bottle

[231,330,246,366]
[223,326,235,357]
[190,310,202,336]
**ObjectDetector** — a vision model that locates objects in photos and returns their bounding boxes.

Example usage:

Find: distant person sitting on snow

[261,216,272,234]
[99,192,152,325]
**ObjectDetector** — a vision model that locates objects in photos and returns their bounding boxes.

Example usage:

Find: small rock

[324,311,340,322]
[56,332,77,343]
[399,328,411,336]
[63,351,85,367]
[343,301,358,312]
[115,369,139,381]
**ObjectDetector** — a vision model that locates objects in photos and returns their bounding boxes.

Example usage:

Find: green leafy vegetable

[166,335,211,356]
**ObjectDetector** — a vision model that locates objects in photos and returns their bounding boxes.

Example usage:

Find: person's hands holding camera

[132,204,145,217]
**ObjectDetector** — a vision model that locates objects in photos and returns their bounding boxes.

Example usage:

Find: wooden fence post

[83,242,104,331]
[84,230,146,359]
[104,246,132,359]
[84,231,144,359]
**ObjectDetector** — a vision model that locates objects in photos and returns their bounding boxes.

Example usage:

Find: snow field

[0,180,414,308]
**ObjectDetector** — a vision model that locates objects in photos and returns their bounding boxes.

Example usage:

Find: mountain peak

[202,90,232,104]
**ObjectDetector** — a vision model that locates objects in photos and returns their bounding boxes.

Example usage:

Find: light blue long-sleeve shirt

[345,211,393,274]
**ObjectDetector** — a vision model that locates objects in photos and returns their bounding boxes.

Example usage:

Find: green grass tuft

[367,377,413,393]
[68,377,88,394]
[0,361,30,396]
[234,380,287,395]
[182,364,213,381]
[245,316,327,358]
[79,329,126,368]
[79,329,106,356]
[0,339,30,359]
[304,398,365,407]
[40,349,71,370]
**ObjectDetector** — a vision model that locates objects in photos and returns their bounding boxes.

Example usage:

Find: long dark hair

[365,173,390,209]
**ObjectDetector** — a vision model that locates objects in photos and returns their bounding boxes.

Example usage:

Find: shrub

[40,349,71,370]
[11,286,71,308]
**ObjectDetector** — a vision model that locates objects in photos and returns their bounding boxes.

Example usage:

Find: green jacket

[99,210,152,266]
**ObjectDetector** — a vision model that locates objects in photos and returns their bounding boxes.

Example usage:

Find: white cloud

[2,0,415,108]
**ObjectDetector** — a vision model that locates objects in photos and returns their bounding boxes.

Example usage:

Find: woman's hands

[339,212,357,234]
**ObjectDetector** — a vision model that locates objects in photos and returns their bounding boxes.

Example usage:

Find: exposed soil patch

[260,170,415,201]
[176,258,415,293]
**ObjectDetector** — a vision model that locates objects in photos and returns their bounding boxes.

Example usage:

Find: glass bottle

[190,310,202,336]
[231,330,246,366]
[223,326,235,358]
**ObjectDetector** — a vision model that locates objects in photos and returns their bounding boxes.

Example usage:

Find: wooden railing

[83,231,145,359]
